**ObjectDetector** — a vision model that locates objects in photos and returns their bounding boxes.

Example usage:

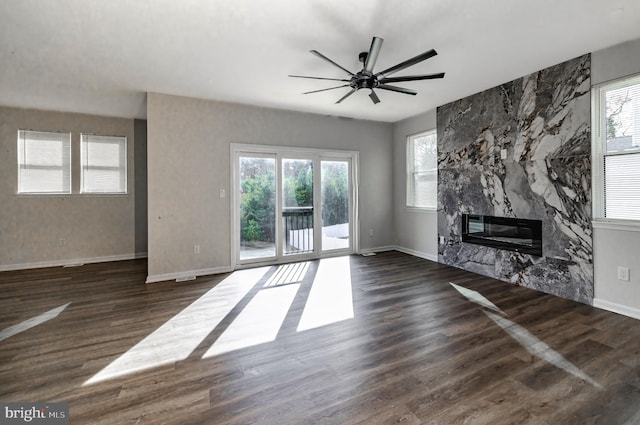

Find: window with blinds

[81,134,127,194]
[407,130,437,209]
[17,130,72,194]
[593,73,640,221]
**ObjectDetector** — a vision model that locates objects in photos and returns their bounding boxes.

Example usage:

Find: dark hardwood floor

[1,251,640,424]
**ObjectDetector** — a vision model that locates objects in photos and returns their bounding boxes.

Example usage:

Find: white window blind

[593,74,640,221]
[81,134,127,193]
[604,154,640,219]
[17,130,71,194]
[407,130,437,208]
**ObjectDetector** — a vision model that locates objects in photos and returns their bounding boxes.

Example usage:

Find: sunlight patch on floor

[0,303,70,342]
[449,282,505,314]
[202,283,300,358]
[297,256,354,332]
[450,281,601,389]
[264,262,310,287]
[84,267,269,385]
[484,310,602,388]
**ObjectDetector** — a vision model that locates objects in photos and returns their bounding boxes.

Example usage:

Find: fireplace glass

[462,214,542,256]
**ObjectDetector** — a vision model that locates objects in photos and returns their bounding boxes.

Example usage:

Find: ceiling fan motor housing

[352,71,377,89]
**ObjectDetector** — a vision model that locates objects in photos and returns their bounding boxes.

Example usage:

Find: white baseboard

[358,245,396,255]
[146,265,233,284]
[0,252,148,272]
[593,298,640,321]
[148,245,417,284]
[393,245,438,262]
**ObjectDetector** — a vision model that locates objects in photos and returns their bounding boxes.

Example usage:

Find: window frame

[17,129,72,195]
[406,129,438,211]
[80,133,128,194]
[592,72,640,225]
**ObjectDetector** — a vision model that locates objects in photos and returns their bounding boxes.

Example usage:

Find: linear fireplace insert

[462,214,542,256]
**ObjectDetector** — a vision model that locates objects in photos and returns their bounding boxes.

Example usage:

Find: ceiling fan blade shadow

[303,84,350,94]
[369,90,380,104]
[310,50,355,76]
[363,37,383,73]
[336,88,358,104]
[376,49,437,78]
[377,84,417,95]
[380,73,445,83]
[290,75,351,82]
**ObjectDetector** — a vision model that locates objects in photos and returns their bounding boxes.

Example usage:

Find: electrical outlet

[500,149,508,160]
[439,236,445,244]
[193,244,201,255]
[618,266,630,282]
[369,229,374,237]
[219,189,225,198]
[58,238,65,248]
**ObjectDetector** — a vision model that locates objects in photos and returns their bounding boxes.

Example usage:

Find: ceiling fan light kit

[290,36,445,105]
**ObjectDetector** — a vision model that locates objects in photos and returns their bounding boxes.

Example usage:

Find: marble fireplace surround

[437,54,593,304]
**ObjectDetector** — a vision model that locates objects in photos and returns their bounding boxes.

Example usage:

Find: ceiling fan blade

[369,90,380,104]
[379,72,445,83]
[363,37,383,73]
[303,84,350,94]
[310,50,355,76]
[290,75,351,82]
[336,88,357,104]
[376,49,438,78]
[377,84,418,95]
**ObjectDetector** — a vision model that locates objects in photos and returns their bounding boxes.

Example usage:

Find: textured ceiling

[1,0,640,122]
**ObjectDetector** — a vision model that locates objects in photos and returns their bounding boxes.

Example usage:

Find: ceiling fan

[289,36,444,105]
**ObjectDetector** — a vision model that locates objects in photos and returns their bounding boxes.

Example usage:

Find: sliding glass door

[282,158,315,257]
[238,155,277,262]
[321,160,350,252]
[233,146,357,266]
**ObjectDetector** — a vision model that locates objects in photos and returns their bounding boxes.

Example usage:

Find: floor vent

[176,276,196,282]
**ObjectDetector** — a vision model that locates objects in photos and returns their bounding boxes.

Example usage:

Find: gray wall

[591,38,640,317]
[0,107,146,269]
[134,119,148,254]
[436,54,593,304]
[146,93,393,282]
[392,109,438,260]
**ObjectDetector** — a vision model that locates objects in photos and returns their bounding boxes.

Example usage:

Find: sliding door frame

[230,143,359,269]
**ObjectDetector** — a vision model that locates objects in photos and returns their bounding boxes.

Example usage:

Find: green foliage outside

[321,162,348,227]
[240,158,276,244]
[283,160,313,208]
[240,158,349,244]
